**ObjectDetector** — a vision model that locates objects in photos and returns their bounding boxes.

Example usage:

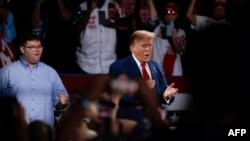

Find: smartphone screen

[166,21,174,37]
[98,10,106,24]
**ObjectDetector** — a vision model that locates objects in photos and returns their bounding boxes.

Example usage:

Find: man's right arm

[186,0,197,26]
[73,1,96,33]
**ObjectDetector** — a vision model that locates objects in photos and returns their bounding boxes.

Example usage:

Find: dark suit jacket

[109,55,175,137]
[109,55,168,104]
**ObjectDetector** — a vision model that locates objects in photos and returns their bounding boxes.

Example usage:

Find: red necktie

[141,63,150,80]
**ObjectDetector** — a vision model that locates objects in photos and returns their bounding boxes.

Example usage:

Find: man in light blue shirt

[0,33,69,128]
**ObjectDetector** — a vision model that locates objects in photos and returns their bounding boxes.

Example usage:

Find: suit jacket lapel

[125,55,142,78]
[148,61,157,80]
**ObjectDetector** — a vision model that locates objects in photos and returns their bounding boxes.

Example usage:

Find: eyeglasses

[23,45,43,51]
[166,10,177,15]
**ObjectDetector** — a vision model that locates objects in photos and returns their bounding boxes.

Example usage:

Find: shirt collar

[19,56,40,69]
[132,53,148,68]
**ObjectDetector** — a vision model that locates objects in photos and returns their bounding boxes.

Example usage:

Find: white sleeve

[191,15,214,32]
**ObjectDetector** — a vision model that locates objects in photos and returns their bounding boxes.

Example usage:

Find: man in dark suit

[109,30,178,140]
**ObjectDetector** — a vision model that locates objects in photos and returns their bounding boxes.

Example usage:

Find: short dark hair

[18,33,41,47]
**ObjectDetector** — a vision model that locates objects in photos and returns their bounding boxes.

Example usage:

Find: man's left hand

[163,82,178,100]
[59,94,68,105]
